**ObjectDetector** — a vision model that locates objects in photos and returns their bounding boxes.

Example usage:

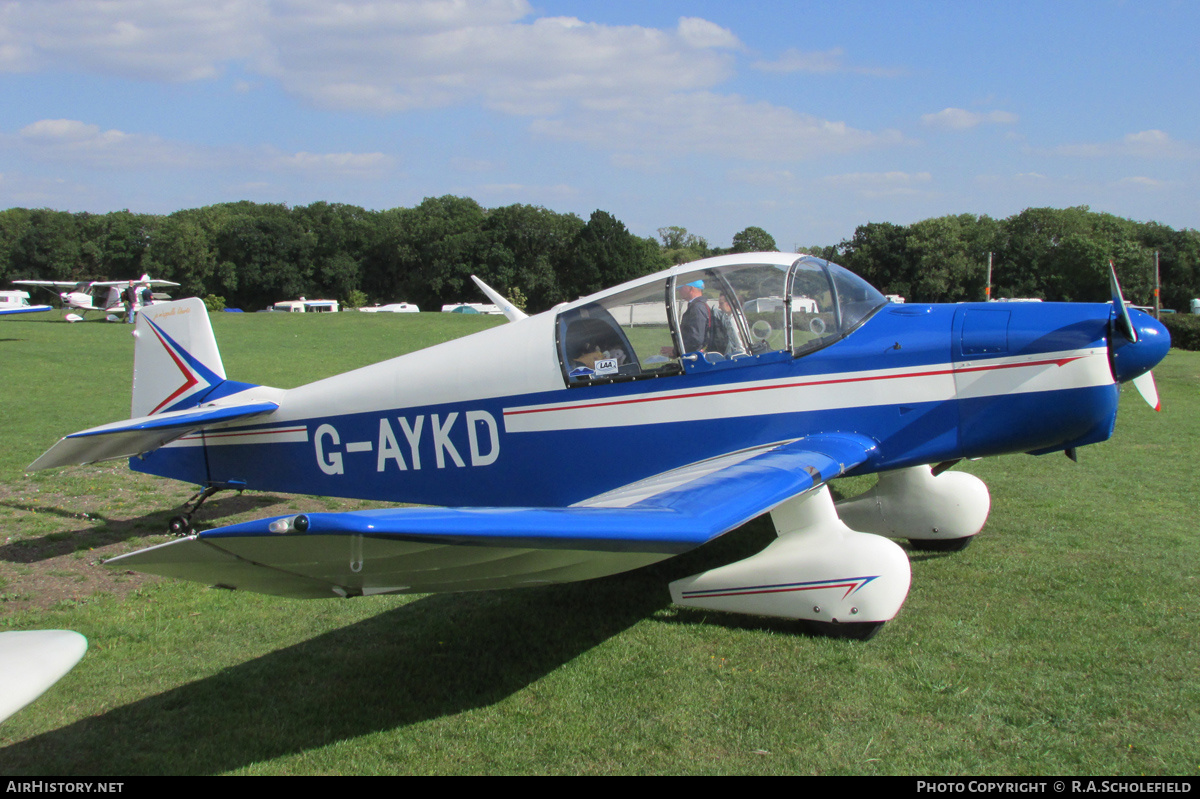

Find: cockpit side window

[557,278,681,386]
[714,264,788,355]
[671,263,788,366]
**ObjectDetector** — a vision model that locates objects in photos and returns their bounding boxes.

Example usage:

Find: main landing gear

[667,464,992,640]
[835,464,990,553]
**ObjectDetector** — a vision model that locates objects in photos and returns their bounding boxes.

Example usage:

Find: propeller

[1108,259,1138,343]
[1107,260,1168,412]
[1132,371,1160,411]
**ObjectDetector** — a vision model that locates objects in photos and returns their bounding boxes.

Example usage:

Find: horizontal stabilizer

[28,401,279,471]
[106,434,878,597]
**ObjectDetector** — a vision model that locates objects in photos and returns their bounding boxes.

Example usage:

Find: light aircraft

[12,274,179,319]
[0,289,53,316]
[29,253,1169,639]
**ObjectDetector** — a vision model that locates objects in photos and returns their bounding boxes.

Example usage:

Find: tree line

[1,200,1196,313]
[806,207,1200,311]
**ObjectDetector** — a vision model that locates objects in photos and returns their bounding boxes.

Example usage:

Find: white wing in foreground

[0,631,88,724]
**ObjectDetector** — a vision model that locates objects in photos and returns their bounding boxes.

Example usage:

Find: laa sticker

[594,358,618,376]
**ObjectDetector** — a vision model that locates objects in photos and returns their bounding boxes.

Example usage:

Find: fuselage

[131,254,1154,509]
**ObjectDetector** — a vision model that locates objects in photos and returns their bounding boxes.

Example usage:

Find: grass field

[0,310,1196,775]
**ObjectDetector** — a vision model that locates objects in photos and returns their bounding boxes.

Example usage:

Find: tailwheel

[908,536,973,552]
[166,485,225,536]
[802,620,886,641]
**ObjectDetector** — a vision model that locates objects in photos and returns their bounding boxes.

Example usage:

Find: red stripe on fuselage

[504,355,1086,418]
[179,425,307,442]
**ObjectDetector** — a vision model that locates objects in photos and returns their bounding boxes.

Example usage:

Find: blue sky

[1,0,1197,248]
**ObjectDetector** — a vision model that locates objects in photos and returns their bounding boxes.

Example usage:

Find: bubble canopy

[556,255,888,385]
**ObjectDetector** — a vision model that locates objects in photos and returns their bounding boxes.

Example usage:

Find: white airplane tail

[31,297,278,472]
[132,298,227,417]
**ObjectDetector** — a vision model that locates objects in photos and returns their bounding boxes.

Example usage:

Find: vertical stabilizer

[132,298,227,417]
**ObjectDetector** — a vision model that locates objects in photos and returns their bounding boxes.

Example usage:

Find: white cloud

[0,1,732,115]
[921,108,1018,130]
[0,0,266,81]
[1053,130,1198,159]
[677,17,740,50]
[8,118,393,177]
[531,92,906,161]
[16,118,190,168]
[262,12,737,115]
[1,3,736,114]
[0,3,902,169]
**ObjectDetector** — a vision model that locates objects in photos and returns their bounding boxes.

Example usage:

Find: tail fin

[132,298,228,417]
[29,297,277,472]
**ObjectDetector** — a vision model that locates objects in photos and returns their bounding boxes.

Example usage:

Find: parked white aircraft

[13,274,179,319]
[0,290,53,316]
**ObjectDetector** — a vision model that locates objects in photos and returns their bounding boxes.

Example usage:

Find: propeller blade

[1109,259,1138,343]
[1132,371,1161,411]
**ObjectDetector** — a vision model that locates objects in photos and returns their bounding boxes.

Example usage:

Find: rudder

[132,298,227,417]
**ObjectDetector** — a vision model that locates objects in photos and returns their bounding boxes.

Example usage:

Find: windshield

[790,257,886,354]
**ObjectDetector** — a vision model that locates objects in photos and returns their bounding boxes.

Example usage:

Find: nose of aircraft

[1109,308,1170,384]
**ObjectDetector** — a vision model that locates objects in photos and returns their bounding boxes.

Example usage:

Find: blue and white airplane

[30,253,1169,639]
[0,290,53,316]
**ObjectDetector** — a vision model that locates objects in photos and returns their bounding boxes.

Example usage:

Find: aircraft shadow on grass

[0,520,800,775]
[0,494,309,564]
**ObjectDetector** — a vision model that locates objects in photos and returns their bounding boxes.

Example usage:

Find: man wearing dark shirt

[662,279,711,357]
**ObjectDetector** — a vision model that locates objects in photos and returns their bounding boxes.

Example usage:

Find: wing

[0,630,88,724]
[11,280,77,287]
[28,401,280,471]
[106,433,878,598]
[88,278,180,288]
[0,305,53,316]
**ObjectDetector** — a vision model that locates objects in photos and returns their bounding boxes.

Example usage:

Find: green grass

[0,311,1196,775]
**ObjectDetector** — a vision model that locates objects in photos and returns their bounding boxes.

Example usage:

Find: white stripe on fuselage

[176,425,310,447]
[166,347,1111,447]
[503,348,1111,433]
